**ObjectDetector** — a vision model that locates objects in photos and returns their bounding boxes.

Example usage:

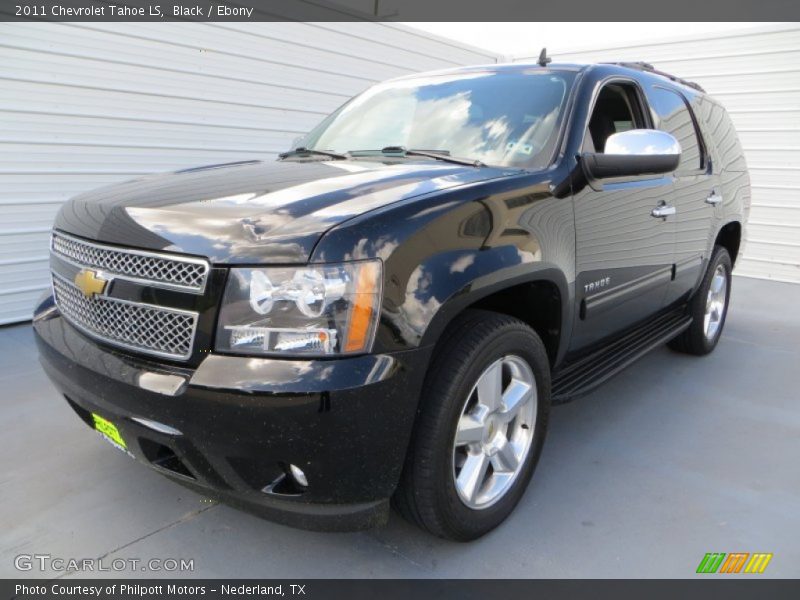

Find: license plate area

[91,412,129,454]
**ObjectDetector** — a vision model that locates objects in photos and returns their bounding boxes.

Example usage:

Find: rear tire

[669,246,732,356]
[393,310,551,541]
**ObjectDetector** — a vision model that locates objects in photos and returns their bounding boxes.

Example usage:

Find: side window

[584,83,646,153]
[648,86,704,173]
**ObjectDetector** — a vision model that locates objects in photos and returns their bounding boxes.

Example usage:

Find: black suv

[34,61,750,541]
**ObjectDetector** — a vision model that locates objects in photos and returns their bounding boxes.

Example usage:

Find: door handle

[705,192,722,205]
[651,204,676,218]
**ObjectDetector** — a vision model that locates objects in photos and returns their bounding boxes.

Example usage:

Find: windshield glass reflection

[302,70,577,168]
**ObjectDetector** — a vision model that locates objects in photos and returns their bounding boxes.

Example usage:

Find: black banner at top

[2,0,800,21]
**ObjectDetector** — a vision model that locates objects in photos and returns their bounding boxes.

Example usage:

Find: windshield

[299,69,577,168]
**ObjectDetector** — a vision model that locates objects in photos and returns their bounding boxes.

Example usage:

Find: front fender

[311,172,577,359]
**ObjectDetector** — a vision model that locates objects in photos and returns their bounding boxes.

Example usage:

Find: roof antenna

[538,47,551,67]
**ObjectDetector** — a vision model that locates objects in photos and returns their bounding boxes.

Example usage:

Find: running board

[552,310,692,403]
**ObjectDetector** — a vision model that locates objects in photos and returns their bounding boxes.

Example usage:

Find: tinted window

[586,83,645,153]
[301,70,577,168]
[648,87,704,172]
[695,96,747,173]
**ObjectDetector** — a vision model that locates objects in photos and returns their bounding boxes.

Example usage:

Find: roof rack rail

[603,61,706,93]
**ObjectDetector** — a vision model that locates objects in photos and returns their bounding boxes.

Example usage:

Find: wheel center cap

[483,416,500,446]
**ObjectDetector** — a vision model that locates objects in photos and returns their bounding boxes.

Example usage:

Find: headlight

[216,260,382,357]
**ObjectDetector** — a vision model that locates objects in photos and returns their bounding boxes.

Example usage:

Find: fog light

[289,464,308,488]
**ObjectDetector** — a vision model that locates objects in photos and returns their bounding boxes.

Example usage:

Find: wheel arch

[420,266,571,369]
[714,220,742,266]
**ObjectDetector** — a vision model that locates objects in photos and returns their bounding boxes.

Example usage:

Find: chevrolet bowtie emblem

[74,269,108,298]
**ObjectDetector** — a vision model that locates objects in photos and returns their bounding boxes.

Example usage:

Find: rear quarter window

[695,96,749,173]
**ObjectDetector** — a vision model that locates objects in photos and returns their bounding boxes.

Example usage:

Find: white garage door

[0,22,497,325]
[515,24,800,283]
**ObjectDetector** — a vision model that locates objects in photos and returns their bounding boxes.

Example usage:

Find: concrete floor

[1,276,798,579]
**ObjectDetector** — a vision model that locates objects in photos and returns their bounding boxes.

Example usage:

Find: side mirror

[581,129,681,182]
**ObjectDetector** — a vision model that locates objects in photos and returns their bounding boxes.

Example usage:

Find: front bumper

[33,294,431,532]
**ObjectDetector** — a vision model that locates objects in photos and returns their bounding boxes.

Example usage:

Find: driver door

[569,80,677,351]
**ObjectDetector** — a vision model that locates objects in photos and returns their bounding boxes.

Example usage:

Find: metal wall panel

[0,22,497,324]
[515,25,800,283]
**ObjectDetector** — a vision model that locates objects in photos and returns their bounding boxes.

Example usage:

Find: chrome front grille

[51,231,209,293]
[52,273,198,361]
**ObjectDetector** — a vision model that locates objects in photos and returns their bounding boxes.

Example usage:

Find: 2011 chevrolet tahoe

[33,60,750,541]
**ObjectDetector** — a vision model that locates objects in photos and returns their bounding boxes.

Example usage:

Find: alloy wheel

[452,355,537,510]
[704,264,728,341]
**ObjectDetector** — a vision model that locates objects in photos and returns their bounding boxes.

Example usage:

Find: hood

[55,159,512,263]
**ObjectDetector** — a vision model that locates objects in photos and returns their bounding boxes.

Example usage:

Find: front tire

[669,245,732,355]
[393,310,551,541]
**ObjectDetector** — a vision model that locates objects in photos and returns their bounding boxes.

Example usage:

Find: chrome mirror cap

[604,129,681,157]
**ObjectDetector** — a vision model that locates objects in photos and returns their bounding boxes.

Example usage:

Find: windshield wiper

[278,147,349,160]
[407,149,485,167]
[371,146,485,167]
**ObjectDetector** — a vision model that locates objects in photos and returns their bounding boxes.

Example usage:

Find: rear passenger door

[646,85,718,305]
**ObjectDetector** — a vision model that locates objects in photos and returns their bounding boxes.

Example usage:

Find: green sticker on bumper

[92,413,127,450]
